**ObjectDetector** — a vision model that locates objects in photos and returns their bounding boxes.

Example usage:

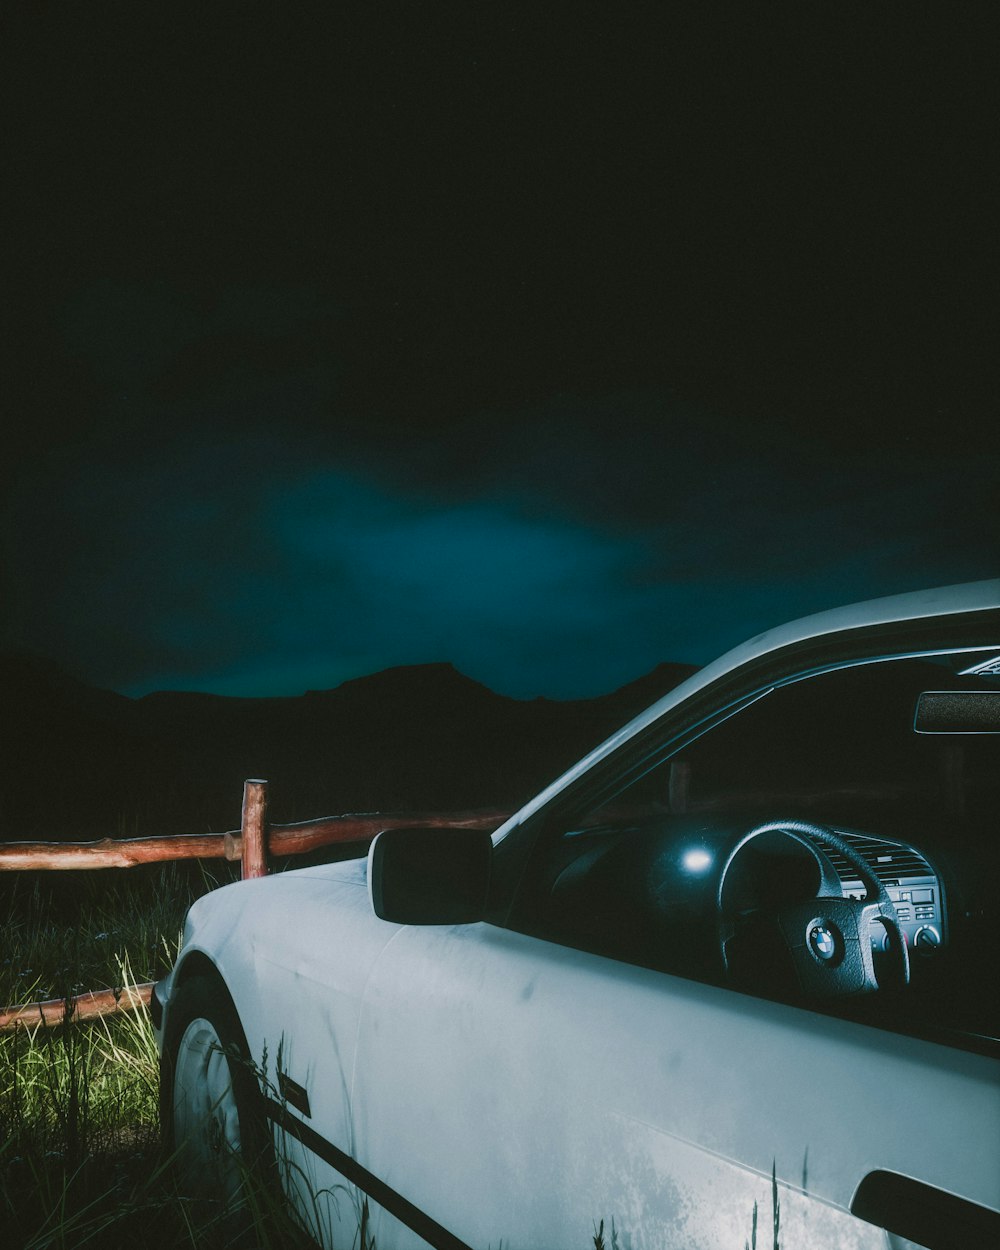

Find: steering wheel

[718,819,910,997]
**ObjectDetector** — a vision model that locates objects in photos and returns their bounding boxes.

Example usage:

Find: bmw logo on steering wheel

[809,922,839,962]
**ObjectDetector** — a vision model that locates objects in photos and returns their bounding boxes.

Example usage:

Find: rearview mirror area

[914,690,1000,734]
[368,826,492,924]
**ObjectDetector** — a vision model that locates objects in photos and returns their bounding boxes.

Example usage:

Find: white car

[154,581,1000,1250]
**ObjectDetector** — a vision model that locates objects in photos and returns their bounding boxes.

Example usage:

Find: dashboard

[540,816,950,994]
[821,828,946,957]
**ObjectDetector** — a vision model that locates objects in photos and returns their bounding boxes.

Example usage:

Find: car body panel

[167,862,400,1127]
[354,920,999,1248]
[165,864,1000,1248]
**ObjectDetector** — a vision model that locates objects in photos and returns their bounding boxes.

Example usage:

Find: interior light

[682,848,713,873]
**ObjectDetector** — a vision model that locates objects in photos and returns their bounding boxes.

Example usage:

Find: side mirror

[368,826,492,924]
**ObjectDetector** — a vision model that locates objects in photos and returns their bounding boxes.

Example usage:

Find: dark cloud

[2,6,996,700]
[4,396,995,699]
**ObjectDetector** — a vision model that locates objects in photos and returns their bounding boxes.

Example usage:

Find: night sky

[2,4,996,701]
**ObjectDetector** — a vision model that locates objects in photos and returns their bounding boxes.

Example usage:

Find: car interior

[509,649,1000,1053]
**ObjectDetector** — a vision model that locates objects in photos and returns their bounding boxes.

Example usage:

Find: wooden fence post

[241,779,269,880]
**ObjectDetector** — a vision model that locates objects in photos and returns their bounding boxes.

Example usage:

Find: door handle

[852,1170,999,1250]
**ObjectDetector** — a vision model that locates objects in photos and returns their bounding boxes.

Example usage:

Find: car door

[347,645,1000,1250]
[351,915,1000,1250]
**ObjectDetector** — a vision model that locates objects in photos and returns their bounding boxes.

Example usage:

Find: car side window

[508,654,1000,1050]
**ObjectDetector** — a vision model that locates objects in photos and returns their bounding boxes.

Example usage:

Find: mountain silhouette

[0,652,697,842]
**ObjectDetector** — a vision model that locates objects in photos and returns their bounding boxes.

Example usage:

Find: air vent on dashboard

[809,830,934,883]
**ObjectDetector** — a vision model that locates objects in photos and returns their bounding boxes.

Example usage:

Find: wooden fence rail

[0,983,154,1033]
[0,778,509,1032]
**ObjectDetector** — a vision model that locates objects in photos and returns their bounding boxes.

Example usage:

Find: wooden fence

[0,779,507,1032]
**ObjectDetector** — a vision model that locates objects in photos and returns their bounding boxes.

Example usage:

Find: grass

[1,871,169,1248]
[0,864,313,1248]
[0,863,204,1009]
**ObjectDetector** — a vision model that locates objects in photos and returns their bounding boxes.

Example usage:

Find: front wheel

[160,973,274,1223]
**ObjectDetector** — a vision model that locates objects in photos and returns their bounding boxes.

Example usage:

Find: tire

[160,972,276,1224]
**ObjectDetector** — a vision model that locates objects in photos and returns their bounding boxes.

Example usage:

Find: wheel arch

[172,948,226,991]
[162,949,245,1048]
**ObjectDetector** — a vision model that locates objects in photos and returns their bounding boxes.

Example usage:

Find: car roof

[493,578,1000,841]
